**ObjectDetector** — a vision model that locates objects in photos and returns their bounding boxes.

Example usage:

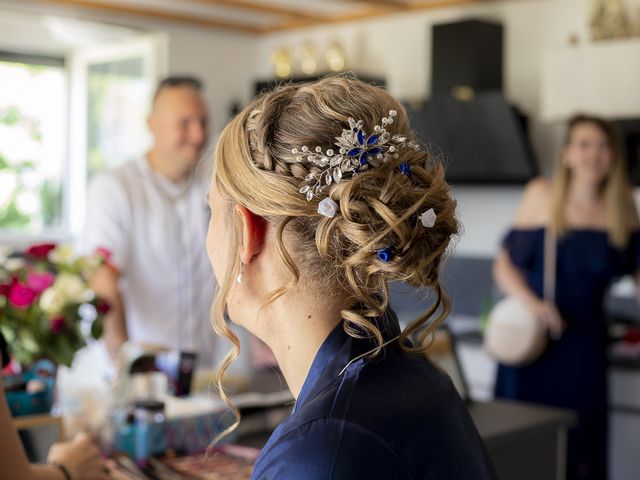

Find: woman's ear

[235,205,267,264]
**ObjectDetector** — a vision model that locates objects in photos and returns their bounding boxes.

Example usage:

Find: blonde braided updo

[210,76,459,442]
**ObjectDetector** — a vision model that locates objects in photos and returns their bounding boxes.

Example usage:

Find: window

[0,33,165,242]
[87,57,152,177]
[0,53,66,235]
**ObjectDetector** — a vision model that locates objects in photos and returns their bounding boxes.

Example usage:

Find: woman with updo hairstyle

[493,114,640,480]
[206,76,496,479]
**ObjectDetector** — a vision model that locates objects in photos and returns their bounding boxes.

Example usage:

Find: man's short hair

[153,76,203,104]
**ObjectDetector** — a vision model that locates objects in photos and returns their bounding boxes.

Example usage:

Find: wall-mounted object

[324,41,346,72]
[270,48,292,79]
[420,19,536,184]
[297,42,319,76]
[269,41,348,79]
[431,19,503,96]
[408,93,536,184]
[589,0,639,41]
[541,40,640,120]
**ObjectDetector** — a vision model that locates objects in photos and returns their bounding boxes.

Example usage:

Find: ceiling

[32,0,520,34]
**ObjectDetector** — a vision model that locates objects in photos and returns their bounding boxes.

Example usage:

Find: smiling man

[82,76,217,371]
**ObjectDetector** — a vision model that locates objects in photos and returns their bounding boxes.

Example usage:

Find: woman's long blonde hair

[209,76,459,443]
[550,114,632,248]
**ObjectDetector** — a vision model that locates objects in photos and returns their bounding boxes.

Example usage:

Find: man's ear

[235,205,267,264]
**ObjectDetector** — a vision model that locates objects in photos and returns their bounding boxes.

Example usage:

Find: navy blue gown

[252,311,496,479]
[495,228,640,480]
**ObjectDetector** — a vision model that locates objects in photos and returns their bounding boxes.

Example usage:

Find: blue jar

[133,400,167,467]
[114,411,136,458]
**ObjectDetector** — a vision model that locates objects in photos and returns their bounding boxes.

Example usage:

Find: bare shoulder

[512,177,551,228]
[523,177,552,198]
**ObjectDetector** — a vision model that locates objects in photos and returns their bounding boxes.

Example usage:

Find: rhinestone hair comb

[293,110,420,202]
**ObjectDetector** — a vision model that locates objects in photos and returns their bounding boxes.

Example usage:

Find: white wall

[154,23,257,135]
[452,186,522,257]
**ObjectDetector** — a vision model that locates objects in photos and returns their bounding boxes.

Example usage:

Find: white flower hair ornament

[419,208,437,228]
[293,110,420,215]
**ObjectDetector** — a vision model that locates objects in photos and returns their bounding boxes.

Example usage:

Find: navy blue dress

[495,228,640,480]
[252,312,496,479]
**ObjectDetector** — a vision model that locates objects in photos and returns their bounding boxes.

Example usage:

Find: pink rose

[8,283,37,309]
[2,359,19,375]
[26,272,55,294]
[95,247,113,264]
[50,316,66,334]
[26,243,56,259]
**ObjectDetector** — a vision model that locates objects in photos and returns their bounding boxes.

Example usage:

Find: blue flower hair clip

[400,162,412,177]
[294,110,421,202]
[376,247,394,262]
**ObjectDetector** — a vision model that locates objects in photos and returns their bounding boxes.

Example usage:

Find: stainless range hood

[406,19,538,184]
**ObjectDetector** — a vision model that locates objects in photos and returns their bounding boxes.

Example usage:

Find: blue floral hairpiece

[400,162,412,177]
[376,247,394,262]
[294,110,420,203]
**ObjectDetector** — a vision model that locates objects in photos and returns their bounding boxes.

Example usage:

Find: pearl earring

[236,262,245,284]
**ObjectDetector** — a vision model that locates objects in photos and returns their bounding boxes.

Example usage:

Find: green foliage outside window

[0,61,64,233]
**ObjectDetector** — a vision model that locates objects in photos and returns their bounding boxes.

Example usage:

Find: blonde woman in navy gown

[494,115,640,480]
[205,77,496,479]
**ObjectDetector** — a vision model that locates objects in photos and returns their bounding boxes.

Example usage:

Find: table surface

[469,399,576,443]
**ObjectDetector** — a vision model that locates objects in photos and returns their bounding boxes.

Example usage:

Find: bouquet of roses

[0,243,110,368]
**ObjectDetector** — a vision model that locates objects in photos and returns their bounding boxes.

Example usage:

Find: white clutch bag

[484,297,547,366]
[484,228,557,367]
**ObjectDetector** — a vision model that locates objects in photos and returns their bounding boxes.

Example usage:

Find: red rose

[95,247,113,264]
[96,299,111,315]
[26,271,55,294]
[26,243,56,259]
[8,283,37,309]
[0,283,10,298]
[50,316,66,334]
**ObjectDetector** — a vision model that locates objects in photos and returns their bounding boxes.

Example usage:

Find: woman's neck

[567,177,601,204]
[255,292,344,399]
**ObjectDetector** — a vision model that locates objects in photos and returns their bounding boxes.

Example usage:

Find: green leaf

[19,328,40,354]
[17,160,35,171]
[91,317,103,339]
[0,106,21,126]
[55,334,75,367]
[0,324,15,343]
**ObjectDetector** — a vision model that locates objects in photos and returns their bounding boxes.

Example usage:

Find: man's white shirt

[82,157,219,370]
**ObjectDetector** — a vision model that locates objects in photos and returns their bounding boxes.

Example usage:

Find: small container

[133,400,167,467]
[113,411,136,458]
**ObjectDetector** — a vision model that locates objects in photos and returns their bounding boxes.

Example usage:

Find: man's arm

[82,173,131,360]
[90,265,127,360]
